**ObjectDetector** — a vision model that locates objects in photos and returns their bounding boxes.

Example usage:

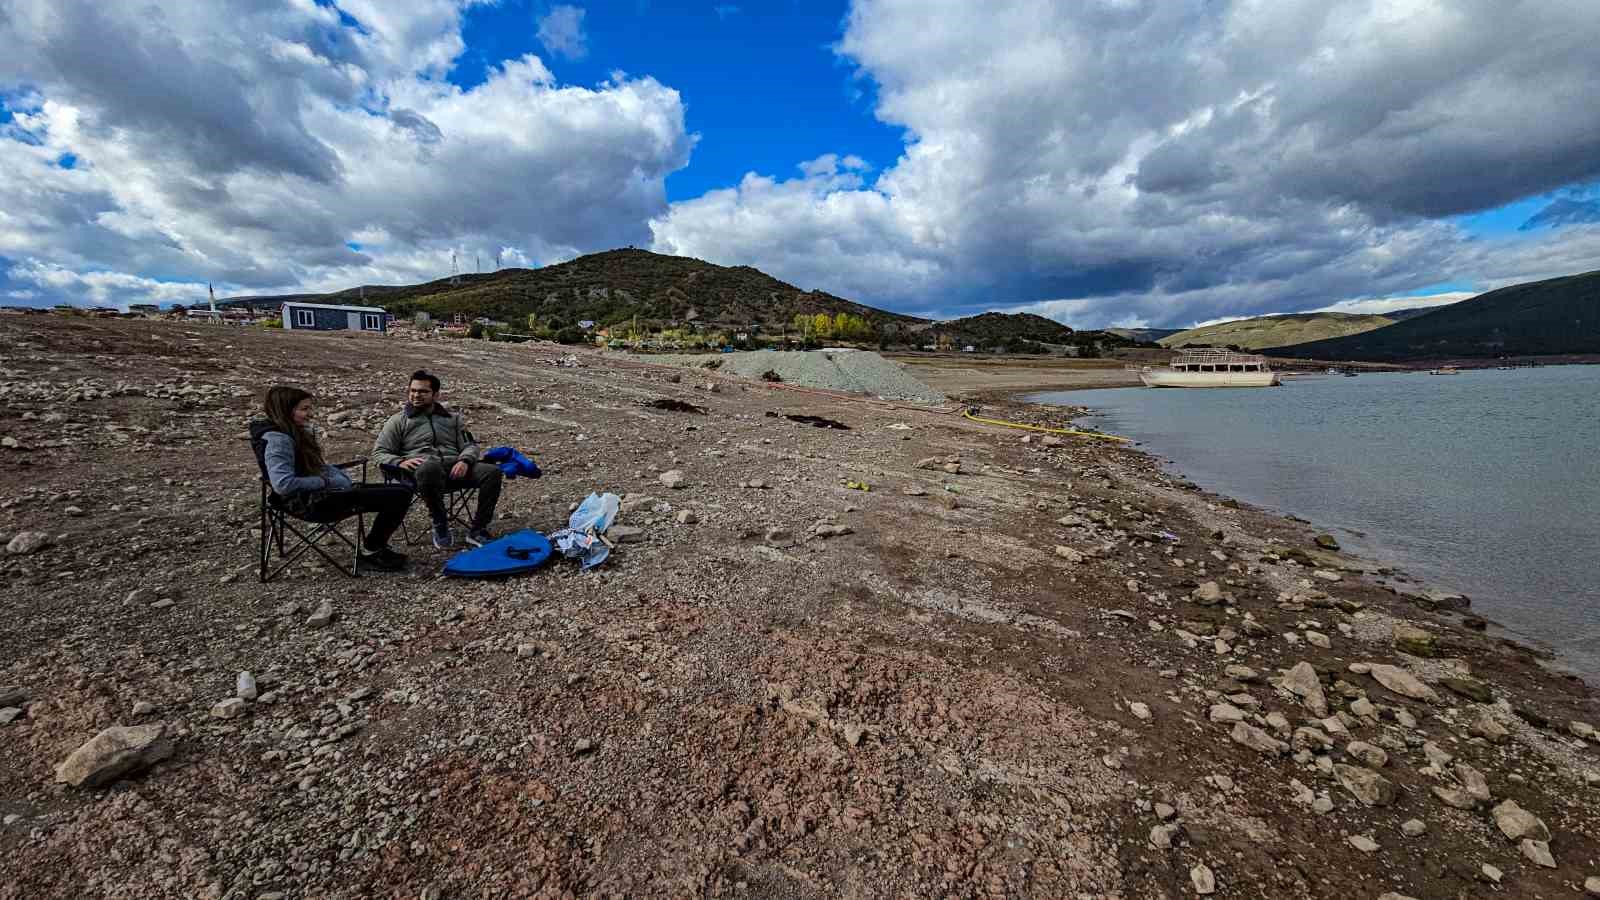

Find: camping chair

[380,463,479,545]
[249,428,368,583]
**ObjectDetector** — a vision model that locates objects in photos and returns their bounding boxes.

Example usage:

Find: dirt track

[1,315,1597,899]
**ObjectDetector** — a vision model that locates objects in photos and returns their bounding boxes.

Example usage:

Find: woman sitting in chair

[260,385,411,571]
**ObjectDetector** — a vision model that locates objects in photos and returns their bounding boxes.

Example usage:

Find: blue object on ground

[482,446,542,479]
[442,528,554,578]
[548,492,621,570]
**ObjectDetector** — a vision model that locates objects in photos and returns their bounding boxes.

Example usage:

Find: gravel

[648,349,946,402]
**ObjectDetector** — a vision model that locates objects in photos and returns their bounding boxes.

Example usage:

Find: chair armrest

[334,458,367,482]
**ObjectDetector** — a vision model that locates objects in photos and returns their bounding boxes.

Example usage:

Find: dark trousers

[303,486,412,550]
[413,459,502,529]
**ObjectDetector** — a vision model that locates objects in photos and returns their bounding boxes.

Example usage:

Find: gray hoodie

[262,430,353,497]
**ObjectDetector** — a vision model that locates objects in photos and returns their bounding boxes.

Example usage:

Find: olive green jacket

[372,403,480,468]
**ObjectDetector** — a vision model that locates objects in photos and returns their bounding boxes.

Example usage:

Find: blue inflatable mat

[442,529,554,578]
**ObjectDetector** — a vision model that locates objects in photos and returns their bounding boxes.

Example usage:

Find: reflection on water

[1031,366,1600,675]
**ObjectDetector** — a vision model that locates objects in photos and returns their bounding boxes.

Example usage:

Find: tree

[468,321,484,339]
[813,312,833,340]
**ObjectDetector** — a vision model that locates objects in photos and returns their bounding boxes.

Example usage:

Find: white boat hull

[1138,370,1281,388]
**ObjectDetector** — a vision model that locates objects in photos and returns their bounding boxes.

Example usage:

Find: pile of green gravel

[651,349,945,403]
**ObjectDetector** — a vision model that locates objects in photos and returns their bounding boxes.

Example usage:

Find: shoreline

[1007,382,1586,680]
[2,318,1598,898]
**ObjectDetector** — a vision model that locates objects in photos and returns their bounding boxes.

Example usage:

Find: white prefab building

[281,302,388,333]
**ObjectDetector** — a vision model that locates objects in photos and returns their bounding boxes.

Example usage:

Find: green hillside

[1270,270,1600,361]
[225,249,1097,348]
[1161,312,1395,349]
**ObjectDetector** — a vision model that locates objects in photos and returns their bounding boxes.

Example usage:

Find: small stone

[608,525,644,543]
[1583,875,1600,896]
[1491,799,1549,842]
[1570,720,1598,740]
[1335,764,1396,806]
[1311,796,1333,814]
[675,509,697,525]
[1481,864,1502,885]
[1209,703,1246,724]
[1129,702,1152,721]
[1348,835,1379,853]
[1401,819,1426,837]
[1280,661,1329,716]
[1455,763,1491,802]
[1312,569,1341,582]
[1231,722,1288,755]
[1224,665,1260,683]
[306,601,334,628]
[1345,741,1388,767]
[1054,545,1085,564]
[1432,787,1478,810]
[1349,697,1377,718]
[0,707,21,724]
[131,701,154,716]
[149,598,174,610]
[1440,677,1493,703]
[1422,741,1452,768]
[1305,630,1331,649]
[1471,712,1510,744]
[1365,663,1439,702]
[573,738,595,756]
[1520,838,1556,868]
[1150,824,1179,848]
[0,686,26,707]
[516,643,539,658]
[236,672,258,701]
[658,470,686,489]
[1392,622,1436,657]
[1314,534,1340,550]
[1192,582,1223,605]
[1190,863,1216,895]
[1154,802,1176,820]
[211,698,246,719]
[5,531,52,555]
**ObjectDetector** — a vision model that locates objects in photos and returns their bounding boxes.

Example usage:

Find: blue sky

[2,0,1599,327]
[455,1,906,202]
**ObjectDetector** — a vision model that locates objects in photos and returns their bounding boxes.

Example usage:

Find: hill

[1160,311,1395,350]
[224,249,1098,349]
[1268,270,1600,361]
[1106,327,1180,343]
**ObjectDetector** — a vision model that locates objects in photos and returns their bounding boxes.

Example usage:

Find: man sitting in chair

[373,370,502,549]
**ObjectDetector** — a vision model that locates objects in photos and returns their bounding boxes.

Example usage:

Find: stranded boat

[1134,349,1281,388]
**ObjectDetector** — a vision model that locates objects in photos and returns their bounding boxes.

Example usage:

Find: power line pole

[451,251,459,286]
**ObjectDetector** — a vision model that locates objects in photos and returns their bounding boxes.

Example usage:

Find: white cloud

[537,5,589,61]
[1314,292,1476,317]
[650,0,1600,326]
[0,0,689,307]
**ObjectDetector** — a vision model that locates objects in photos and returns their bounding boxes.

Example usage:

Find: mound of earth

[654,349,946,403]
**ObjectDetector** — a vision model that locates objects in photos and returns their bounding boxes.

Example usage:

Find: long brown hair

[263,385,326,475]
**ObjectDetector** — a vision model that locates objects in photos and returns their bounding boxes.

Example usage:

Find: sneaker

[465,526,494,548]
[359,547,407,571]
[431,522,453,549]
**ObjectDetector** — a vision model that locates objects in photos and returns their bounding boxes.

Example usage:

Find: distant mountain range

[224,248,1132,349]
[1106,327,1181,343]
[1268,269,1600,361]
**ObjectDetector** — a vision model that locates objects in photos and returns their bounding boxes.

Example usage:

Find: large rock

[1491,799,1549,842]
[1279,661,1328,716]
[1456,763,1492,803]
[1192,582,1224,606]
[1471,712,1511,744]
[1521,838,1556,868]
[1345,741,1388,767]
[55,723,174,788]
[1365,663,1440,703]
[1335,763,1396,806]
[1190,863,1216,895]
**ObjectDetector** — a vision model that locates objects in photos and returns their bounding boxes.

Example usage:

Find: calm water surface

[1031,366,1600,675]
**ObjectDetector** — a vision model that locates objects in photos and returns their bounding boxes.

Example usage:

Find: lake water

[1030,366,1600,676]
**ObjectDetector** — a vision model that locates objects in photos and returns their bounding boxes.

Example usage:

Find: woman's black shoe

[359,546,408,571]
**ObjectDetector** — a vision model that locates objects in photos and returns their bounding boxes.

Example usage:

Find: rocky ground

[1,314,1598,900]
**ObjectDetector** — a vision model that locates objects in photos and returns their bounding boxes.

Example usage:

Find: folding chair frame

[380,464,479,546]
[257,459,368,583]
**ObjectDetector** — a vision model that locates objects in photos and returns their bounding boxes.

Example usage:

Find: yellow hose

[961,409,1132,443]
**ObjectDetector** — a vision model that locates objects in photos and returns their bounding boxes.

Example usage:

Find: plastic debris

[844,480,871,492]
[549,492,621,570]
